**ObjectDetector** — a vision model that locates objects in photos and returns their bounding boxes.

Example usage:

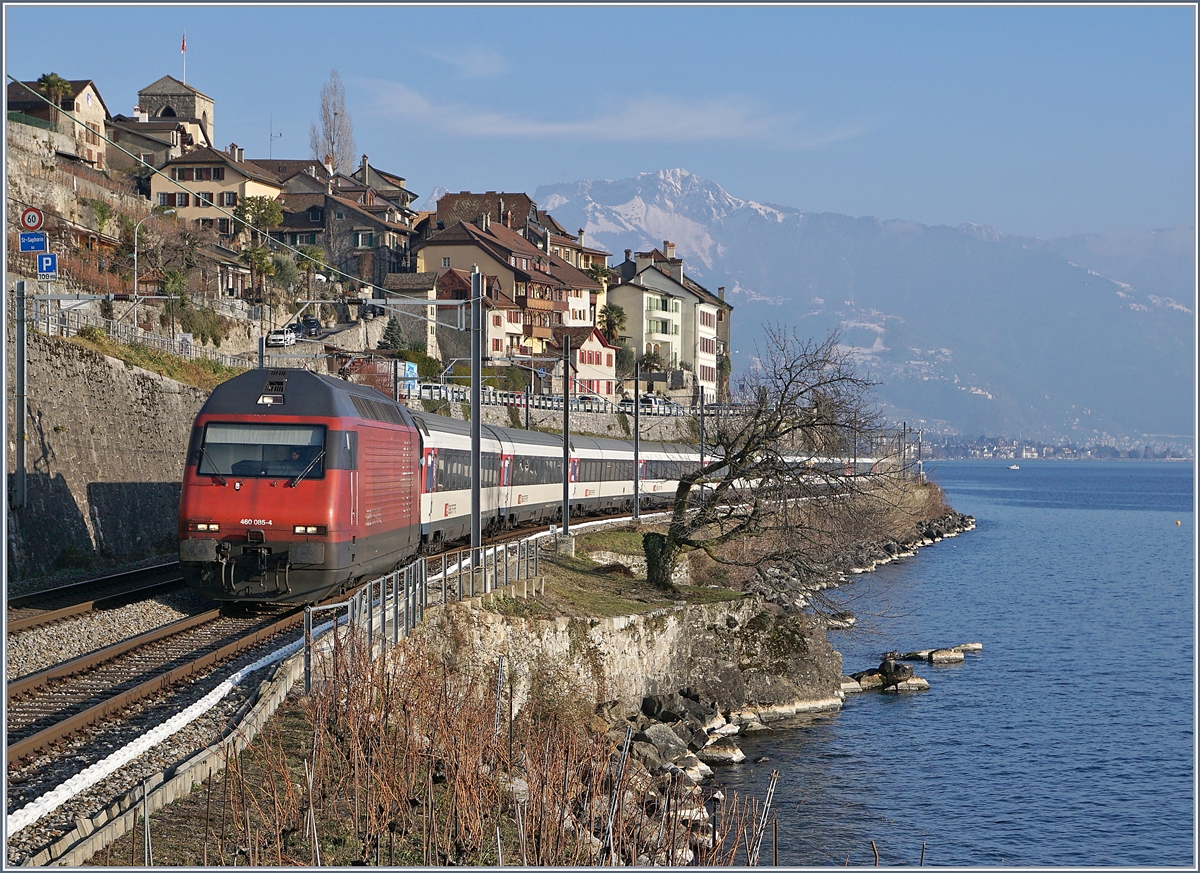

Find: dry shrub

[203,623,764,866]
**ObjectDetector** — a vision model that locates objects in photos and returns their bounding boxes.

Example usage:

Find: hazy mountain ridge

[534,170,1194,442]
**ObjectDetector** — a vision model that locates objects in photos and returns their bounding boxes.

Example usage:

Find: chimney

[324,154,334,176]
[505,210,513,229]
[624,249,632,262]
[663,241,675,260]
[134,104,148,123]
[718,286,726,302]
[360,154,369,178]
[578,228,585,247]
[499,197,505,222]
[236,147,244,162]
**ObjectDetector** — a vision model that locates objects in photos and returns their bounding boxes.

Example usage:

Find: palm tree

[586,263,610,284]
[35,73,73,125]
[296,245,328,299]
[598,302,626,345]
[239,246,274,302]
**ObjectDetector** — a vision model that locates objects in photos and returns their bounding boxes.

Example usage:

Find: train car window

[201,423,327,478]
[326,431,358,470]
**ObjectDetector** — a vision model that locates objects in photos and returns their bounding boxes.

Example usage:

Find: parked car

[266,328,296,347]
[301,318,322,337]
[285,322,304,337]
[617,399,635,414]
[575,394,602,412]
[640,395,667,415]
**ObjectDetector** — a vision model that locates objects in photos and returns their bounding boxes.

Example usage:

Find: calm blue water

[715,461,1194,867]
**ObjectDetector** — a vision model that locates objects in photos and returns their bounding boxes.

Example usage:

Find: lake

[714,460,1194,866]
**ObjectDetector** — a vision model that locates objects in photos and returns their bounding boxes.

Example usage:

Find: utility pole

[562,334,571,537]
[633,356,640,522]
[13,281,28,508]
[470,266,482,549]
[699,386,705,499]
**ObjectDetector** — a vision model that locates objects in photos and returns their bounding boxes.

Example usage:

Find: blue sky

[5,4,1195,239]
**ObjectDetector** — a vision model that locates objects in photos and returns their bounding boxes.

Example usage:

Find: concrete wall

[6,331,207,590]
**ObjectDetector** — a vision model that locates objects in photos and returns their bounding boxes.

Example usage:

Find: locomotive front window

[200,424,327,479]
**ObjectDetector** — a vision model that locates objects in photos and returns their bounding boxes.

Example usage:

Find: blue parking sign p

[37,253,57,278]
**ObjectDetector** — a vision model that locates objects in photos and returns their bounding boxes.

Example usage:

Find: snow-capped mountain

[534,170,1194,442]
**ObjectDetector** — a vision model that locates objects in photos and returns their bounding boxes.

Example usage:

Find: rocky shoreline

[744,510,976,612]
[590,510,977,799]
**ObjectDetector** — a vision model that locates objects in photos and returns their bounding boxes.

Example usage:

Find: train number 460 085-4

[240,518,274,526]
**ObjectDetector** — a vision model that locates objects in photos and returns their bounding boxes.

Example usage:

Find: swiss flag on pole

[181,32,186,53]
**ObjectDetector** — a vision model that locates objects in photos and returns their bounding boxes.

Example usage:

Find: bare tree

[309,69,356,175]
[642,325,911,595]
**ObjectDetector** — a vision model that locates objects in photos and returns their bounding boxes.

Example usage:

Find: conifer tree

[378,315,405,352]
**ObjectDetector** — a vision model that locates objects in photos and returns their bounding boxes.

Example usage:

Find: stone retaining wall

[423,594,843,720]
[5,331,207,588]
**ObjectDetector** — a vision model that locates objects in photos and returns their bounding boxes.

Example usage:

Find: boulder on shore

[636,722,690,764]
[697,737,747,765]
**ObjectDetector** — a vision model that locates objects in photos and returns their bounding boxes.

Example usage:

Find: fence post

[419,560,426,622]
[367,580,375,651]
[392,572,400,645]
[304,607,313,694]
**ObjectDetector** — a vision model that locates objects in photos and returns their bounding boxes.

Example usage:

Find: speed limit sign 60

[20,208,44,231]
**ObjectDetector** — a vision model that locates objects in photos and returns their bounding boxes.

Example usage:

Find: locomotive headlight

[188,522,220,532]
[293,525,325,535]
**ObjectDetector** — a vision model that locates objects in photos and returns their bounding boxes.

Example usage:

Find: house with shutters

[551,326,619,399]
[608,241,732,403]
[432,269,525,366]
[7,78,111,168]
[414,216,573,357]
[267,188,416,292]
[149,144,284,236]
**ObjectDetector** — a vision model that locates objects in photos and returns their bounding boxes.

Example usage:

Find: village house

[432,268,526,367]
[8,78,111,169]
[150,144,284,237]
[267,188,415,291]
[608,241,732,404]
[551,326,619,399]
[414,216,572,356]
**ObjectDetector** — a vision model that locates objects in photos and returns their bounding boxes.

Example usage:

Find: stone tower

[136,75,214,146]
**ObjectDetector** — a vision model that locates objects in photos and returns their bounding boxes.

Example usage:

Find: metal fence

[302,538,545,692]
[23,297,253,369]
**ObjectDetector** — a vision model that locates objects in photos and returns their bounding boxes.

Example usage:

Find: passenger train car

[179,368,699,603]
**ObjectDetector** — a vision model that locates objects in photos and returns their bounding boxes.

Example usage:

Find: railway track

[7,562,185,633]
[6,515,634,772]
[6,604,303,766]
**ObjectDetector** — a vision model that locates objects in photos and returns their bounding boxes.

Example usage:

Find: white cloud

[359,79,869,149]
[419,47,508,78]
